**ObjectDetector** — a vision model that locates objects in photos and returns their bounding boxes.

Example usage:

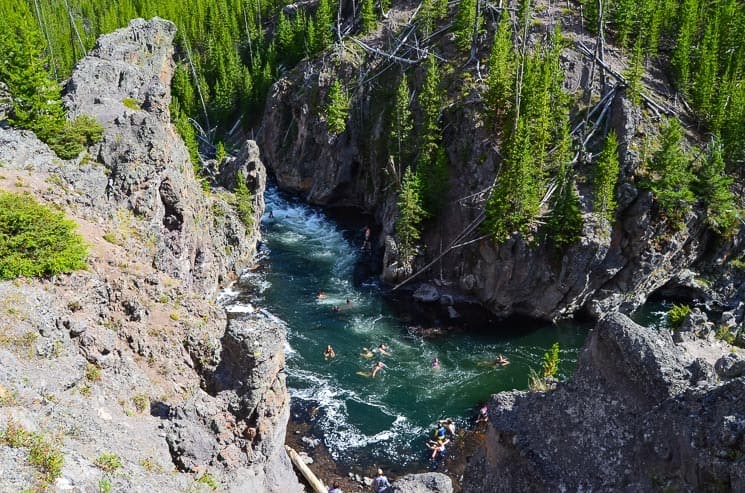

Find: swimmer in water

[376,344,390,356]
[494,354,510,367]
[324,345,336,360]
[317,290,326,300]
[431,357,440,368]
[360,347,375,358]
[371,361,386,378]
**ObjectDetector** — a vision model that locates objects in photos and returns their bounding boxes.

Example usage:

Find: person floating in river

[317,290,326,300]
[332,305,340,313]
[431,357,440,369]
[371,361,386,378]
[494,354,510,367]
[268,209,274,219]
[324,345,336,360]
[375,343,390,356]
[360,347,375,358]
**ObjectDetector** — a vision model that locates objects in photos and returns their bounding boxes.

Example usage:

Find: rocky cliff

[461,312,745,492]
[258,3,744,322]
[0,18,299,492]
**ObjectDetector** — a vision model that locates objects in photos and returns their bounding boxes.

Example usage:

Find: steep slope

[0,18,299,493]
[258,0,744,321]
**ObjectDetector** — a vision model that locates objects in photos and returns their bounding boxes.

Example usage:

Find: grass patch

[715,325,737,345]
[140,457,163,473]
[132,394,149,414]
[0,384,19,406]
[197,472,218,489]
[0,192,87,279]
[85,363,102,382]
[99,477,112,493]
[1,420,64,488]
[169,313,180,321]
[0,330,38,358]
[95,453,122,473]
[122,98,141,110]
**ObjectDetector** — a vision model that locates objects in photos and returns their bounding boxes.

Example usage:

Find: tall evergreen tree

[545,117,583,248]
[396,167,426,262]
[694,140,736,234]
[670,0,698,94]
[389,74,413,171]
[593,132,620,223]
[647,119,695,224]
[325,79,350,134]
[315,0,333,50]
[360,0,377,34]
[454,0,480,52]
[486,14,516,127]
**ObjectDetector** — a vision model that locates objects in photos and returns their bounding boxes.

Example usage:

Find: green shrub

[132,394,149,413]
[95,453,122,473]
[99,478,112,493]
[1,420,63,487]
[0,192,87,279]
[667,303,691,330]
[85,363,101,382]
[197,472,219,489]
[542,342,560,378]
[715,325,736,345]
[41,116,105,160]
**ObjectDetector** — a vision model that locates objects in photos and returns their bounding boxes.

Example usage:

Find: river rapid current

[225,186,588,470]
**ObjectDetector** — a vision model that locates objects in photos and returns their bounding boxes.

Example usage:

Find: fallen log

[286,445,326,493]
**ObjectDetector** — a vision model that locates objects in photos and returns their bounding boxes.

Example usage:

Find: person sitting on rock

[427,438,449,460]
[475,404,489,425]
[372,468,391,493]
[328,480,343,493]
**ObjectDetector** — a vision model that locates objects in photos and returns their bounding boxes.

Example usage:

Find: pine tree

[486,14,515,127]
[613,0,636,48]
[647,119,696,225]
[694,139,736,234]
[670,0,698,94]
[593,132,620,223]
[454,0,480,52]
[484,119,542,240]
[691,19,719,119]
[417,145,450,217]
[389,74,413,170]
[325,79,350,134]
[396,167,426,262]
[315,0,333,50]
[417,54,442,159]
[360,0,377,34]
[545,111,582,248]
[625,35,644,106]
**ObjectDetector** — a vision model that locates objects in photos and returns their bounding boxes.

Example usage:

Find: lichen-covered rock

[462,312,745,492]
[390,472,453,493]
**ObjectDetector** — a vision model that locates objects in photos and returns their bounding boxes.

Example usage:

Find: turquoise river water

[226,186,589,469]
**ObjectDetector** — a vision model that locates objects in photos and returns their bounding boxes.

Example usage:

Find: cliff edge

[0,18,299,492]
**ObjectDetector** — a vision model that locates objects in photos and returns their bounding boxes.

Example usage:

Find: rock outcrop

[0,18,298,493]
[461,312,745,492]
[391,472,453,493]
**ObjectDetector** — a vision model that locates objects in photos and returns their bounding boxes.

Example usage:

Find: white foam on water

[226,303,255,313]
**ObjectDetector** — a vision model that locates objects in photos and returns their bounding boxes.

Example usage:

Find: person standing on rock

[328,480,343,493]
[372,468,391,493]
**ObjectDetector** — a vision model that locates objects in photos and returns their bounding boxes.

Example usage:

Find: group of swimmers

[426,418,457,460]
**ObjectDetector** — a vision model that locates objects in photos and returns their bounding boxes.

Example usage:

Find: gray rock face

[462,312,745,492]
[64,18,263,294]
[167,310,300,493]
[390,473,453,493]
[258,15,726,322]
[0,18,294,493]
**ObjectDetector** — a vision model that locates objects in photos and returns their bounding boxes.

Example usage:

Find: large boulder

[390,473,453,493]
[462,312,745,492]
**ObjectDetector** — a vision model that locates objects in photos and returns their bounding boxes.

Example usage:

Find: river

[226,185,589,470]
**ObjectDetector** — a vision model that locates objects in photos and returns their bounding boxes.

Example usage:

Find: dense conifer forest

[0,0,742,252]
